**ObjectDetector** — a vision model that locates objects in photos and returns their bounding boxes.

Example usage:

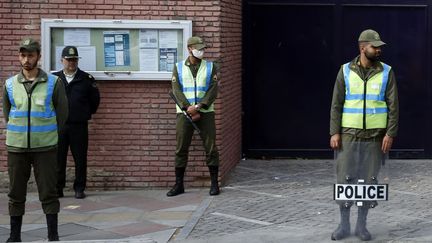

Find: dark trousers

[8,150,59,216]
[175,112,219,168]
[57,122,88,193]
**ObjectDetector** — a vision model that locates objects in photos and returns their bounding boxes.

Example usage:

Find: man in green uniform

[167,36,220,197]
[329,29,399,241]
[3,37,68,242]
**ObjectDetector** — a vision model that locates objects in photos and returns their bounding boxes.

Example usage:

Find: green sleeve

[199,62,219,109]
[171,65,190,110]
[3,83,11,123]
[52,77,68,131]
[329,66,345,136]
[385,69,399,137]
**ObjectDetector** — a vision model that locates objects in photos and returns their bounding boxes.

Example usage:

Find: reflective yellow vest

[6,74,58,148]
[176,59,214,113]
[341,62,390,129]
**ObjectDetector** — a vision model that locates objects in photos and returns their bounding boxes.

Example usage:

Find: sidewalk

[0,189,211,243]
[1,159,432,242]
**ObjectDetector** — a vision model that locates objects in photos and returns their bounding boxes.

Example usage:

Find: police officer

[3,37,68,242]
[330,29,399,241]
[167,36,220,197]
[54,46,100,199]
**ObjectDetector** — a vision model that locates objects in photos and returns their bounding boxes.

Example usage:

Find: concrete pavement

[180,159,432,243]
[2,159,432,242]
[0,189,210,242]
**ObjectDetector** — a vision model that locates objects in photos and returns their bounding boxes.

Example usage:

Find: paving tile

[21,223,46,231]
[87,206,142,214]
[78,221,140,230]
[157,204,198,212]
[60,200,115,213]
[60,229,126,241]
[103,196,178,211]
[17,232,45,242]
[150,219,188,227]
[58,223,97,237]
[106,221,172,236]
[0,226,8,235]
[128,228,177,243]
[0,235,7,243]
[87,212,142,222]
[0,202,8,215]
[0,216,8,225]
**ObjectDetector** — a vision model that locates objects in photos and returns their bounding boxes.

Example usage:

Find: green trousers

[175,112,219,167]
[335,134,384,207]
[8,150,60,216]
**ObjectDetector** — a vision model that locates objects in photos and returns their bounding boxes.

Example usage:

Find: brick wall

[0,0,242,191]
[219,0,242,182]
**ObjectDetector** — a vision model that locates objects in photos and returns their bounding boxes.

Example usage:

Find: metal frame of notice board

[41,19,192,80]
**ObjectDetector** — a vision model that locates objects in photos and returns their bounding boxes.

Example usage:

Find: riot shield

[332,139,390,241]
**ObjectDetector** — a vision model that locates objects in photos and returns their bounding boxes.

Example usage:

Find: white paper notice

[55,46,64,71]
[115,51,125,66]
[139,49,158,71]
[159,30,178,48]
[140,30,158,48]
[64,29,91,46]
[77,46,96,71]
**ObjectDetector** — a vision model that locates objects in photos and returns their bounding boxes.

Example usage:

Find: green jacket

[171,57,218,111]
[3,69,68,152]
[330,56,399,138]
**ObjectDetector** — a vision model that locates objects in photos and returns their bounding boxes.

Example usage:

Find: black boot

[46,214,59,241]
[331,205,351,240]
[208,166,220,196]
[355,207,371,241]
[6,216,22,242]
[167,167,185,197]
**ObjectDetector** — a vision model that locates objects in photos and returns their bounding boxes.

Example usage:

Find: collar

[185,56,202,66]
[350,55,383,72]
[17,68,48,83]
[63,69,78,78]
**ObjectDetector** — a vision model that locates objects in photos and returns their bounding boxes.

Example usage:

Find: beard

[365,51,380,62]
[21,62,37,71]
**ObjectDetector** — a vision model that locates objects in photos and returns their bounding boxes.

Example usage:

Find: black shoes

[7,216,22,242]
[74,191,86,199]
[208,166,220,196]
[167,167,186,197]
[46,214,59,241]
[166,184,184,197]
[6,237,21,242]
[209,183,220,195]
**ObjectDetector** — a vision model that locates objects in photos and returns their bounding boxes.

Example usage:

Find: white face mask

[192,49,204,59]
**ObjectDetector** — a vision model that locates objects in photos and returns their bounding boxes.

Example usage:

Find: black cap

[62,46,80,59]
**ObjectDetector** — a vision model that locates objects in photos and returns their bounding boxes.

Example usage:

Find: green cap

[19,37,41,52]
[187,36,206,50]
[358,29,386,47]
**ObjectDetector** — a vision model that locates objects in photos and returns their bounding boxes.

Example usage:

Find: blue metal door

[243,0,431,158]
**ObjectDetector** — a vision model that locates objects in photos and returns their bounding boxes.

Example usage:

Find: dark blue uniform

[53,68,100,196]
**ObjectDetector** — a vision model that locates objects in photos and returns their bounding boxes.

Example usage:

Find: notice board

[41,19,192,80]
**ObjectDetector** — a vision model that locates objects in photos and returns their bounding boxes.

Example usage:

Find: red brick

[0,0,241,190]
